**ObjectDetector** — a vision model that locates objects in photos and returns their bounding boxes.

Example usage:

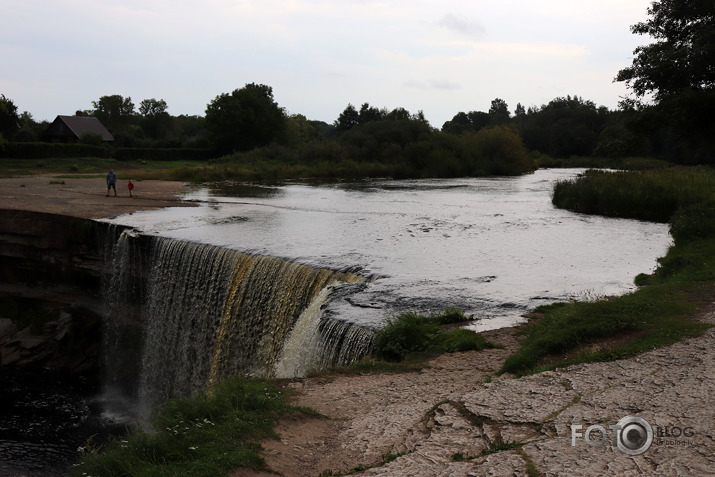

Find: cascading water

[104,232,374,413]
[273,287,376,378]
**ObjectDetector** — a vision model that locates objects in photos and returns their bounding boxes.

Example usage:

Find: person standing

[106,169,117,197]
[128,179,134,197]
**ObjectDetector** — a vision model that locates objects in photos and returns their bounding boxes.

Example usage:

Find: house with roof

[42,114,114,143]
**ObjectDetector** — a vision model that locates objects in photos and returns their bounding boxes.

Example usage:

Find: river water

[111,169,671,331]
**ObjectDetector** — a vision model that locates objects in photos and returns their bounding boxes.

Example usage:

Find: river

[111,169,671,331]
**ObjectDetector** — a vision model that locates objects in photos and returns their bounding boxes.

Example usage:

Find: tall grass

[71,378,312,476]
[502,166,715,375]
[552,167,715,222]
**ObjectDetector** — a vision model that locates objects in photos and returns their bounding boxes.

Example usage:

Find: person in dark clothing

[106,169,117,197]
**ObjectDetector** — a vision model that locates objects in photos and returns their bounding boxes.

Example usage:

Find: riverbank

[242,301,712,476]
[3,173,713,476]
[0,174,195,219]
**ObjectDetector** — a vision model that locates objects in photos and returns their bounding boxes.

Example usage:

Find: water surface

[111,169,671,331]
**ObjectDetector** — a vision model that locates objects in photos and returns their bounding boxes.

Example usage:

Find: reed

[552,166,715,222]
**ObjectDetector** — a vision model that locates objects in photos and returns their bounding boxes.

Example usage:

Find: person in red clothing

[128,179,135,197]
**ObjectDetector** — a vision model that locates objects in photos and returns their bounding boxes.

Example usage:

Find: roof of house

[44,115,114,141]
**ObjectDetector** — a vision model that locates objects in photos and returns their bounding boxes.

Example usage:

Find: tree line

[1,0,713,168]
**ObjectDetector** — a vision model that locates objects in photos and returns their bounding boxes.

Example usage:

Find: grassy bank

[552,166,715,222]
[371,308,497,362]
[502,166,715,376]
[71,379,316,476]
[0,156,204,178]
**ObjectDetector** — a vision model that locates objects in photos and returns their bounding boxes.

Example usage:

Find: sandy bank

[0,174,195,219]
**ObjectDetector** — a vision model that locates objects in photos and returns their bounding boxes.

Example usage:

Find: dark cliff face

[0,210,108,374]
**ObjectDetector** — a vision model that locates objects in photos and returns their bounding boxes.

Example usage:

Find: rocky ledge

[252,305,715,477]
[0,209,106,373]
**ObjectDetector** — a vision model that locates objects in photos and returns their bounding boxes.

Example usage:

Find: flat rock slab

[249,306,715,476]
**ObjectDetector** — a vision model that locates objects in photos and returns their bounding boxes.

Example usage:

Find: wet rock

[0,318,15,341]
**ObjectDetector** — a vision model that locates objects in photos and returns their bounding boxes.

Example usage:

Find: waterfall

[104,232,375,411]
[273,286,376,378]
[103,227,146,396]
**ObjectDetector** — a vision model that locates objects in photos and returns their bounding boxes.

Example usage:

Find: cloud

[436,13,485,38]
[403,79,461,91]
[430,79,462,90]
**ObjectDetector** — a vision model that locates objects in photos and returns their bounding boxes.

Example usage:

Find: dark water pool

[0,369,126,477]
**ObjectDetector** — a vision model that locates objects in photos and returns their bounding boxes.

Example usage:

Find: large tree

[205,83,286,154]
[139,98,168,117]
[616,0,715,160]
[139,98,170,140]
[91,94,136,130]
[0,94,20,140]
[488,98,510,124]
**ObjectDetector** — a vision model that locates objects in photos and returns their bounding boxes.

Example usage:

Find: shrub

[432,329,491,353]
[373,312,441,362]
[372,309,493,362]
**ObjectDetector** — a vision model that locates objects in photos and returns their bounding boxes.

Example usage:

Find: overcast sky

[2,0,652,128]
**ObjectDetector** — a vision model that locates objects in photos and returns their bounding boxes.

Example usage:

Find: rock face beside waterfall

[0,210,107,373]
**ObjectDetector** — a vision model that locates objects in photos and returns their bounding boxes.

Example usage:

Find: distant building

[42,114,114,143]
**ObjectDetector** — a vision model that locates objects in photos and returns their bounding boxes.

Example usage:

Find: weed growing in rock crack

[480,440,524,456]
[451,452,470,461]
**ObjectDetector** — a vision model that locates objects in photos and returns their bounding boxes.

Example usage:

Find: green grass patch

[0,156,206,178]
[480,440,524,456]
[306,356,429,377]
[71,378,309,476]
[535,155,673,171]
[373,309,495,362]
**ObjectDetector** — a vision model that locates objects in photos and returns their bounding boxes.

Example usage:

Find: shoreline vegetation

[0,151,672,183]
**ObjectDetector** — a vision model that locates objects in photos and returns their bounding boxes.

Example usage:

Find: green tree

[285,113,325,145]
[205,83,287,154]
[14,111,45,142]
[358,102,385,124]
[488,98,510,124]
[139,98,170,141]
[441,110,490,134]
[0,94,20,140]
[139,98,168,117]
[334,103,360,132]
[91,94,136,134]
[616,0,715,161]
[518,95,607,157]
